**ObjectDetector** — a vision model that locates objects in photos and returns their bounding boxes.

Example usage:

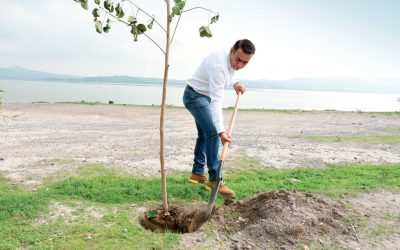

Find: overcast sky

[1,0,399,80]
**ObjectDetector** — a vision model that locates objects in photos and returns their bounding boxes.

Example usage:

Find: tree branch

[98,6,166,55]
[182,6,218,15]
[170,14,182,45]
[121,0,167,33]
[171,5,218,44]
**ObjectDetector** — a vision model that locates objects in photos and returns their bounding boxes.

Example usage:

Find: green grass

[1,161,399,249]
[0,209,178,250]
[48,161,400,202]
[384,127,400,133]
[0,176,49,222]
[300,134,400,144]
[362,111,400,116]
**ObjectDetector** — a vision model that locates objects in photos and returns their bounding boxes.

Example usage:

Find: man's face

[229,48,253,70]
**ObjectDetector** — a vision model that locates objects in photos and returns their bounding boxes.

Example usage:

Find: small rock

[303,245,310,250]
[87,235,92,240]
[238,216,246,222]
[318,238,324,245]
[0,158,4,161]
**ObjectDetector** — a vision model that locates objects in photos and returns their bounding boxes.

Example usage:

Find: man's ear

[230,48,234,55]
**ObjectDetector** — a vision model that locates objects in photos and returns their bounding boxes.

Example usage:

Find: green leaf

[92,8,100,18]
[127,16,137,25]
[79,0,88,10]
[115,3,124,18]
[199,26,212,38]
[95,20,103,33]
[103,24,110,33]
[103,0,113,12]
[211,14,219,24]
[172,5,181,16]
[94,0,100,5]
[147,210,158,219]
[137,23,147,34]
[174,0,186,10]
[147,18,155,29]
[171,0,185,18]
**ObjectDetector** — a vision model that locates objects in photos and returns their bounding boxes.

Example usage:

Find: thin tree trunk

[160,0,171,212]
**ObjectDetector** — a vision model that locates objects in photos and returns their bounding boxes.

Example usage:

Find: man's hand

[233,82,246,95]
[219,132,232,145]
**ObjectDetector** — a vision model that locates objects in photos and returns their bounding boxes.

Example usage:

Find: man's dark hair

[233,39,256,54]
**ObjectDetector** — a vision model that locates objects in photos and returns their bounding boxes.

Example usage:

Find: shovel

[204,91,242,218]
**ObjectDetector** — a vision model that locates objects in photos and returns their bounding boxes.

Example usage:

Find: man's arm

[208,69,226,135]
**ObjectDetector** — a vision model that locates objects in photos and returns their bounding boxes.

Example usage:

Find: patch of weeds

[369,223,398,237]
[0,193,49,222]
[78,163,117,177]
[0,176,22,195]
[379,212,400,222]
[298,134,400,144]
[224,211,241,223]
[200,220,219,239]
[384,127,400,133]
[364,111,400,116]
[0,176,49,222]
[226,107,307,114]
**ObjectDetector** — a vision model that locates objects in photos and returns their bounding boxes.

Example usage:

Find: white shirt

[187,49,238,134]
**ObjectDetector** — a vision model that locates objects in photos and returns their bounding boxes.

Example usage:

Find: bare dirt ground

[1,103,399,186]
[1,103,400,249]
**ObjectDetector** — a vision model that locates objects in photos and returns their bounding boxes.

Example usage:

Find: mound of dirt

[214,190,355,249]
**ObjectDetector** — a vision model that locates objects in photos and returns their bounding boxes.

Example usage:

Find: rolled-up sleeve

[208,68,227,134]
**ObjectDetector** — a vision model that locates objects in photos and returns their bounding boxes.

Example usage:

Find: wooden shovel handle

[220,92,241,161]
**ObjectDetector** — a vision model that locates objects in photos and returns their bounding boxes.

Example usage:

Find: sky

[0,0,399,80]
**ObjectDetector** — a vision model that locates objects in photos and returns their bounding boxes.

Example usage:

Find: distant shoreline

[4,101,399,115]
[2,66,400,94]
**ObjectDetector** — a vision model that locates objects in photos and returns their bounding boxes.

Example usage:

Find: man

[183,39,255,199]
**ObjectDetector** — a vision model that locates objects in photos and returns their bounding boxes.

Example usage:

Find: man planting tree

[183,39,256,199]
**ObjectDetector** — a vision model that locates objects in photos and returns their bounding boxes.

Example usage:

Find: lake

[1,80,399,112]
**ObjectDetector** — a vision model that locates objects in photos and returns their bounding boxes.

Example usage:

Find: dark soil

[213,190,356,249]
[138,204,212,233]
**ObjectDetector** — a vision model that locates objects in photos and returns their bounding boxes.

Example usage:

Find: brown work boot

[205,181,236,199]
[188,174,208,184]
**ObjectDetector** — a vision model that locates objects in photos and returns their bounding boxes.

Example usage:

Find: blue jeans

[183,85,219,181]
